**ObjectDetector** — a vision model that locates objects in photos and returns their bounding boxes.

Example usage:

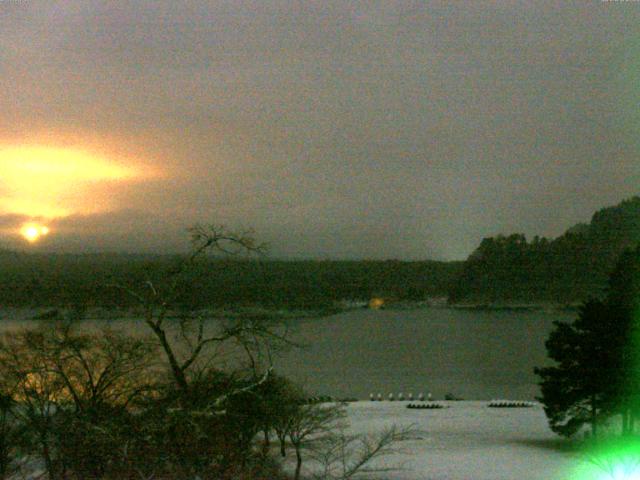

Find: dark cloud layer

[1,1,639,259]
[0,214,29,230]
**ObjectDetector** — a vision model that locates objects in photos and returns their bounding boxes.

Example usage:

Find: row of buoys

[488,400,535,408]
[369,393,433,401]
[407,403,446,409]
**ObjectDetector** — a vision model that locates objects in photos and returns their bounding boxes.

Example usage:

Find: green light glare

[633,304,640,394]
[569,437,640,480]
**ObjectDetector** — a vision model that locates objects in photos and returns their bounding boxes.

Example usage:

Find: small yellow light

[369,298,385,309]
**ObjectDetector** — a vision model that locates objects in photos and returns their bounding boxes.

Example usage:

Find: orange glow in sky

[0,145,143,219]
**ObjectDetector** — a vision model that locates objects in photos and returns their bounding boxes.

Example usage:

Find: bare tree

[45,321,157,413]
[281,399,417,480]
[262,377,306,459]
[0,394,14,480]
[309,424,417,480]
[0,326,71,479]
[286,402,346,480]
[0,320,159,480]
[108,224,283,396]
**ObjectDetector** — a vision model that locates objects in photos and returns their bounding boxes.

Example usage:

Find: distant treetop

[448,195,640,305]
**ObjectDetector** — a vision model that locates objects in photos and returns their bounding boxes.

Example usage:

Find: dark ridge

[448,195,640,305]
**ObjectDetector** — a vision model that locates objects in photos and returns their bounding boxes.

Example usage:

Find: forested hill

[448,196,640,305]
[0,252,462,309]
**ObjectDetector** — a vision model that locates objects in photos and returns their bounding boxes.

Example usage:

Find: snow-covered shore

[336,401,592,480]
[12,401,604,480]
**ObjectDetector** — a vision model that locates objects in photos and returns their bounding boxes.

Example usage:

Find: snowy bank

[333,401,594,480]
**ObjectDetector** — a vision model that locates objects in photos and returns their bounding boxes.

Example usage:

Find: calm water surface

[275,307,575,401]
[0,307,575,401]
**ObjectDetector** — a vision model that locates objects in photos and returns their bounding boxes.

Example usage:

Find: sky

[0,0,639,260]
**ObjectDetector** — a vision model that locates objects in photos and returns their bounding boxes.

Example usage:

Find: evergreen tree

[604,246,640,434]
[535,245,640,437]
[534,300,617,437]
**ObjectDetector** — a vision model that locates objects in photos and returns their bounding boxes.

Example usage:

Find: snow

[12,401,612,480]
[336,401,596,480]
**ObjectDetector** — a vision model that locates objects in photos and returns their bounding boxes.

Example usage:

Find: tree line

[449,196,640,304]
[0,251,461,310]
[3,196,640,310]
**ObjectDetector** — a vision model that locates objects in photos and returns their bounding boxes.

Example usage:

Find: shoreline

[446,302,580,313]
[340,300,580,314]
[0,301,580,322]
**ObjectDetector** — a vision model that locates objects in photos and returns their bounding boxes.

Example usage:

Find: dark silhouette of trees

[449,196,640,305]
[603,246,640,435]
[0,253,461,309]
[0,318,158,479]
[0,225,418,479]
[535,245,640,437]
[534,300,618,437]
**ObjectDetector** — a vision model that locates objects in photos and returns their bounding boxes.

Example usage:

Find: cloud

[43,210,190,253]
[0,214,30,230]
[1,1,639,259]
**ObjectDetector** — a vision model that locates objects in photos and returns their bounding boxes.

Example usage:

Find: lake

[275,307,575,401]
[0,306,575,402]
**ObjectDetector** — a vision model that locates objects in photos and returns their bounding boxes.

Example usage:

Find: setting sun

[20,223,50,243]
[0,145,143,218]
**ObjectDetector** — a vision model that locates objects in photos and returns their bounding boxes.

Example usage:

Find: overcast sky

[1,1,639,260]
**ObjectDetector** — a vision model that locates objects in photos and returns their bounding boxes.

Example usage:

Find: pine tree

[535,245,640,437]
[604,246,640,434]
[535,300,615,436]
